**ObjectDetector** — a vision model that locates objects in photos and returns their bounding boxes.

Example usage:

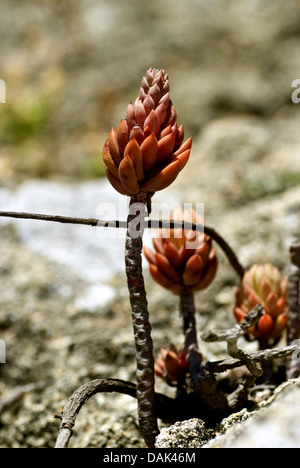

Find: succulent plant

[234,264,288,346]
[102,68,192,195]
[154,344,187,386]
[101,69,193,448]
[144,208,218,295]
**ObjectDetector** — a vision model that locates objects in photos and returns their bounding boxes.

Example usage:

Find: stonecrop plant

[233,264,288,348]
[101,69,193,448]
[144,208,218,295]
[154,344,187,387]
[102,68,192,196]
[1,67,299,449]
[144,208,223,401]
[55,68,298,448]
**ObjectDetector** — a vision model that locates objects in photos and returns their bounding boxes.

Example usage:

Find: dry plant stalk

[180,287,202,380]
[206,342,300,374]
[202,305,265,407]
[179,287,228,413]
[100,68,194,447]
[55,379,137,448]
[125,193,158,447]
[0,211,244,279]
[202,305,264,378]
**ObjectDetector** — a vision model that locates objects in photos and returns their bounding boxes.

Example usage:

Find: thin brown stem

[206,342,300,374]
[125,193,158,448]
[179,287,204,382]
[179,287,229,413]
[55,378,137,448]
[202,306,264,406]
[202,305,300,379]
[202,225,245,279]
[0,211,244,278]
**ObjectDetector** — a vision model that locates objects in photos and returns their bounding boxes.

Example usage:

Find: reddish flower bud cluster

[154,344,187,385]
[234,264,288,345]
[144,209,218,295]
[102,69,192,195]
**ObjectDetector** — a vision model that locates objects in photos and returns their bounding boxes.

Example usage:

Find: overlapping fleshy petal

[144,209,218,295]
[102,69,192,195]
[154,344,187,385]
[233,264,288,345]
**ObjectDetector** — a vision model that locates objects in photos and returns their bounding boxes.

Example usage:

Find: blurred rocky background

[0,0,300,448]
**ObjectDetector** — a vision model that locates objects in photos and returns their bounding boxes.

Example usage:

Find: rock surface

[155,379,300,449]
[0,0,300,182]
[155,419,212,449]
[205,378,300,448]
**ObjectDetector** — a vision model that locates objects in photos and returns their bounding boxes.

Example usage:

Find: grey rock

[155,379,300,449]
[205,379,300,448]
[155,419,212,449]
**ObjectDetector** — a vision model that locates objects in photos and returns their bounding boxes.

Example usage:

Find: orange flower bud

[233,264,288,346]
[144,209,217,295]
[154,345,188,385]
[102,69,191,195]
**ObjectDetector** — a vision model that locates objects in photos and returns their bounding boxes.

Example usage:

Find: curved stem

[202,225,244,279]
[55,378,137,448]
[125,193,158,448]
[0,211,244,278]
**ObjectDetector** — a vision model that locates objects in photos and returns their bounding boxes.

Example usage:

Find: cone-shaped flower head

[234,264,288,345]
[102,68,192,195]
[154,344,187,385]
[144,208,218,295]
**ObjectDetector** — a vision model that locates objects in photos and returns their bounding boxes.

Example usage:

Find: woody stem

[125,192,158,448]
[179,287,229,413]
[180,287,203,382]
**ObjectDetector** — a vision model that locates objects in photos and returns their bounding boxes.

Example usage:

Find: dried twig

[202,305,264,383]
[0,211,244,279]
[202,305,287,407]
[205,343,300,376]
[54,374,235,449]
[55,378,137,448]
[286,241,300,379]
